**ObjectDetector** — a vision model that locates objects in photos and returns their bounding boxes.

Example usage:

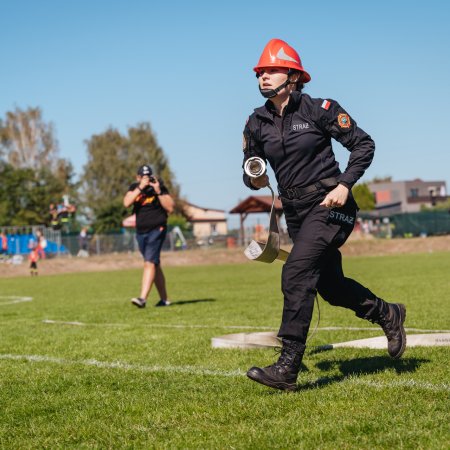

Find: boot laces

[378,310,396,340]
[274,344,298,370]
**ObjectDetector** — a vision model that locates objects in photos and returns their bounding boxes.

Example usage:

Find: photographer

[123,164,174,308]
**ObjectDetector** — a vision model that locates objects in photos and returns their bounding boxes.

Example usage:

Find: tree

[127,123,180,199]
[0,107,79,228]
[0,107,59,170]
[352,183,375,210]
[0,163,39,225]
[82,123,182,231]
[94,200,128,233]
[0,160,79,227]
[167,213,192,233]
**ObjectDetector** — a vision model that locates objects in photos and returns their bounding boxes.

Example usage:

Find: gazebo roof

[229,195,283,214]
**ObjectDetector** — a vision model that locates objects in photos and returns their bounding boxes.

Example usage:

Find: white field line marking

[42,320,274,330]
[0,353,243,377]
[41,320,450,334]
[0,353,448,392]
[343,377,450,393]
[0,296,33,306]
[43,320,86,326]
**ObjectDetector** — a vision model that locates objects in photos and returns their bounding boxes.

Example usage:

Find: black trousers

[279,189,378,343]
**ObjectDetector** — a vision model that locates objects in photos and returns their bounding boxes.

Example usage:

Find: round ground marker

[324,333,450,350]
[211,332,450,349]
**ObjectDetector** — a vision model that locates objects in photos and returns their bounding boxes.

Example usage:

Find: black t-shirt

[129,181,170,234]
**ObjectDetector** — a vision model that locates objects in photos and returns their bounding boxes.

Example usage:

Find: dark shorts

[30,262,37,269]
[136,226,167,264]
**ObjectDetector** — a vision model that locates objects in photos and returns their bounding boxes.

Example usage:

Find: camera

[140,176,158,196]
[141,185,156,196]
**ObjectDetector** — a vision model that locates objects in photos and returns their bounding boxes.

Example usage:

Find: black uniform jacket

[242,91,375,191]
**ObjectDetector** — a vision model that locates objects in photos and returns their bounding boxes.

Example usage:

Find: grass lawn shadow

[170,298,216,306]
[295,356,430,392]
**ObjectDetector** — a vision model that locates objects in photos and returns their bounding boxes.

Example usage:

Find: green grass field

[1,251,449,449]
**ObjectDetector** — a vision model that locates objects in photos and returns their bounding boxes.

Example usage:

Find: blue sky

[1,0,449,228]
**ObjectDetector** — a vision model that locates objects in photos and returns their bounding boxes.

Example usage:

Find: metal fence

[390,211,450,237]
[0,223,296,258]
[0,225,240,257]
[60,231,236,257]
[6,212,449,259]
[0,225,62,256]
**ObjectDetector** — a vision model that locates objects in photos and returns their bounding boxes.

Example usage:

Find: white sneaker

[131,297,146,308]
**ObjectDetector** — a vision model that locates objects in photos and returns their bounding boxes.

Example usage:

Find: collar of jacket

[254,90,303,121]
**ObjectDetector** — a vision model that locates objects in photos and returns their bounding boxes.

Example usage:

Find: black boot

[361,298,407,359]
[246,339,305,391]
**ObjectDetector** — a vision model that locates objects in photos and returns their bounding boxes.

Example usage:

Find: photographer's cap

[137,164,153,176]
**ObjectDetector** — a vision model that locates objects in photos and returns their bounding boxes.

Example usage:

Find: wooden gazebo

[229,195,284,245]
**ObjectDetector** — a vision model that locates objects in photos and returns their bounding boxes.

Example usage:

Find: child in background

[29,247,39,276]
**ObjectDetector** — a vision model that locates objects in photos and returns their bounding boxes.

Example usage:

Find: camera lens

[142,185,155,196]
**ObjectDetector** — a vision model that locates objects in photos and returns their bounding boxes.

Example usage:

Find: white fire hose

[243,157,290,263]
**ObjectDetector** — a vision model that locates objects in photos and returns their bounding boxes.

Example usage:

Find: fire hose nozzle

[244,157,266,178]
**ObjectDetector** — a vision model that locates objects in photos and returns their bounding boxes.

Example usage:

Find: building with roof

[183,202,227,238]
[229,195,284,245]
[368,179,448,214]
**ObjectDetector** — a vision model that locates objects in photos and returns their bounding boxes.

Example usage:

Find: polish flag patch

[321,100,331,110]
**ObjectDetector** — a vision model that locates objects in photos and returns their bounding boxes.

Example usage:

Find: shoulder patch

[321,100,331,110]
[337,113,351,128]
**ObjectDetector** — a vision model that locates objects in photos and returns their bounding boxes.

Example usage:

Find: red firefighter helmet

[253,38,311,83]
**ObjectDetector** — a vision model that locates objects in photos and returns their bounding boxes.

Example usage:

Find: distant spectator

[79,227,88,250]
[59,201,76,232]
[28,236,37,251]
[49,203,60,229]
[362,220,370,235]
[49,200,77,231]
[35,229,47,259]
[57,202,69,227]
[77,227,89,257]
[373,219,381,238]
[29,247,39,276]
[0,231,8,259]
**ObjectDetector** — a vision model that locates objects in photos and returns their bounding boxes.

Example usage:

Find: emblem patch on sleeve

[337,113,351,128]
